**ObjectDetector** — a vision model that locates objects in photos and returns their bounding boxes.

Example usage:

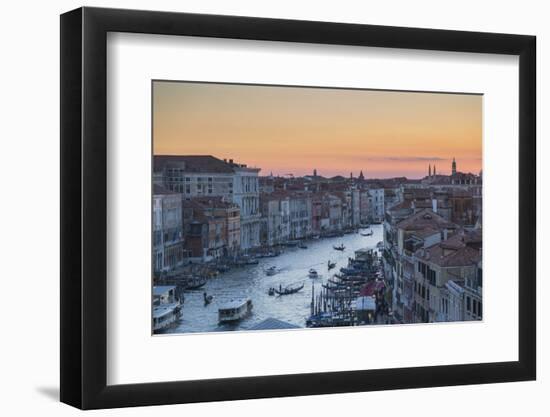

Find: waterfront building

[367,188,385,223]
[154,155,261,251]
[183,197,241,259]
[349,188,361,227]
[153,185,185,274]
[232,165,261,249]
[183,199,226,261]
[412,229,482,323]
[288,192,312,239]
[259,192,290,246]
[388,208,458,323]
[359,189,370,224]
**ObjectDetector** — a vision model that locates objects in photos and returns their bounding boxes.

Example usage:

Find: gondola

[274,283,304,296]
[265,266,278,276]
[184,276,207,290]
[361,231,373,237]
[203,292,213,305]
[327,261,336,270]
[333,244,345,251]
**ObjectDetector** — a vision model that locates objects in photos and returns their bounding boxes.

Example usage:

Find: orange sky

[153,81,482,179]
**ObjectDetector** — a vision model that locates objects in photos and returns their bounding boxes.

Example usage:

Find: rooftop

[415,232,481,267]
[249,318,300,330]
[397,208,457,231]
[154,155,255,174]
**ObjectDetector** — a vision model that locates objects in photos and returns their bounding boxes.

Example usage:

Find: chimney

[432,198,438,213]
[229,159,234,164]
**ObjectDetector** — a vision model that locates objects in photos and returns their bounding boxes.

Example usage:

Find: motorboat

[218,298,253,323]
[152,286,182,332]
[333,244,345,251]
[265,266,279,276]
[308,268,319,278]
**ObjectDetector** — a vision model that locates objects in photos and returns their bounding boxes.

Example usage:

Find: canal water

[166,224,384,334]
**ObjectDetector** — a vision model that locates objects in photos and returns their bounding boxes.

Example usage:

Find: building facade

[153,186,185,274]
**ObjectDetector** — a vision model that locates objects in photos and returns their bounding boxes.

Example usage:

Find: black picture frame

[60,6,536,410]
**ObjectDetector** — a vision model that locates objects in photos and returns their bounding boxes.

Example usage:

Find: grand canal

[166,224,384,334]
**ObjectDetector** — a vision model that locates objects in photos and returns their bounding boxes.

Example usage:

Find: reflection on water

[165,225,383,334]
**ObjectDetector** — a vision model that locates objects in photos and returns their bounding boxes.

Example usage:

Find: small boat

[361,230,373,237]
[327,261,336,270]
[333,244,345,251]
[256,251,280,258]
[203,292,213,305]
[218,298,253,323]
[312,234,321,240]
[308,268,319,278]
[298,244,308,249]
[265,266,278,276]
[184,276,207,290]
[275,283,304,295]
[216,264,231,273]
[376,241,384,249]
[268,287,276,296]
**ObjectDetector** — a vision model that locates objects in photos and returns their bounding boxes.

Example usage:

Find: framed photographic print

[60,6,536,410]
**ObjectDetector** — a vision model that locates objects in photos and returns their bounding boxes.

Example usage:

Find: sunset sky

[153,81,482,179]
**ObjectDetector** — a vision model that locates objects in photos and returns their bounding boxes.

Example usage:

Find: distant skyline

[153,81,482,179]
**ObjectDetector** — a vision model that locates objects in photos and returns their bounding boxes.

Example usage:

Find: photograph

[151,81,483,334]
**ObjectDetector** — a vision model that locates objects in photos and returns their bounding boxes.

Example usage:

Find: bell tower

[452,157,457,175]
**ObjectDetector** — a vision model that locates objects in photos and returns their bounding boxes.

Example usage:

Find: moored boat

[333,244,345,251]
[152,286,182,332]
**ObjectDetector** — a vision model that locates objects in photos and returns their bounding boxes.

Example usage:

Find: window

[466,296,471,312]
[477,267,483,288]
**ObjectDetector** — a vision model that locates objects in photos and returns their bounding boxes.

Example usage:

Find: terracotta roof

[411,227,440,238]
[415,232,481,267]
[154,155,235,173]
[388,200,413,211]
[396,208,457,231]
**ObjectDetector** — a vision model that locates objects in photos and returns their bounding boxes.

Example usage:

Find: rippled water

[166,225,383,334]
